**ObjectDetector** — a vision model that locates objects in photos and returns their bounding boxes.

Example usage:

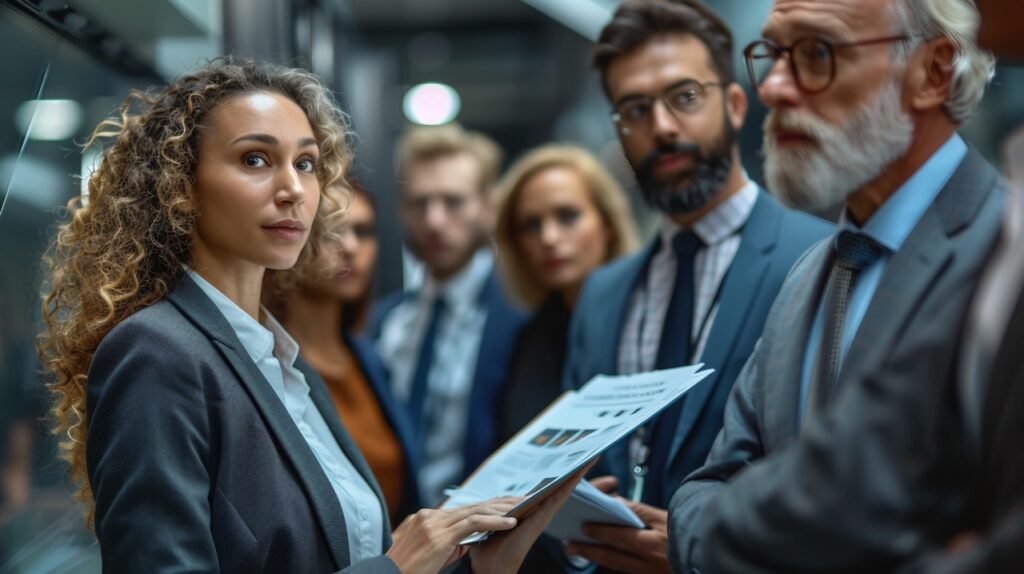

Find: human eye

[620,100,652,122]
[295,156,318,173]
[555,207,580,227]
[518,216,542,236]
[798,38,832,61]
[243,152,269,168]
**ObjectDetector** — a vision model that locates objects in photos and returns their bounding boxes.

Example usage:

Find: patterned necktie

[811,230,883,411]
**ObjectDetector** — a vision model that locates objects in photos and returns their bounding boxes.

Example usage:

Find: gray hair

[892,0,996,124]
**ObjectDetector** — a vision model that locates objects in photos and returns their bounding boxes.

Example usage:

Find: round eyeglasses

[743,35,914,94]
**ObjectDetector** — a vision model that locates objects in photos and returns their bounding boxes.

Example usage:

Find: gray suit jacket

[87,276,399,573]
[668,148,1005,574]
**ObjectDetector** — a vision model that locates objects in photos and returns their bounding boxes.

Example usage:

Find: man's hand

[565,494,670,574]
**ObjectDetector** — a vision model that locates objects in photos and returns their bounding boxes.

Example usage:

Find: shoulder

[754,191,834,244]
[368,290,414,338]
[578,246,651,307]
[88,300,215,400]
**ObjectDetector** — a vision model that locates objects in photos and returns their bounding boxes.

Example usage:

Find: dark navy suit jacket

[86,276,399,573]
[370,270,528,482]
[563,190,833,508]
[344,332,421,519]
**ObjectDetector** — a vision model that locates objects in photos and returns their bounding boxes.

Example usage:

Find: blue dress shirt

[797,135,969,422]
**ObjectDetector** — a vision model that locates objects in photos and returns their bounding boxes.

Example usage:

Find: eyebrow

[230,133,319,149]
[613,78,705,107]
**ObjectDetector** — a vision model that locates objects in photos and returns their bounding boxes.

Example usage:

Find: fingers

[565,542,648,572]
[581,523,650,551]
[590,475,619,494]
[622,500,668,526]
[440,498,518,527]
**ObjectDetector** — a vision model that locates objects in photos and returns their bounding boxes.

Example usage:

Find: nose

[650,99,682,143]
[275,164,306,206]
[424,199,447,229]
[339,226,358,255]
[758,56,801,110]
[539,218,562,247]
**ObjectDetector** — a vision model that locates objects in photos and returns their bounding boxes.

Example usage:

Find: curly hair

[264,180,379,332]
[37,58,353,522]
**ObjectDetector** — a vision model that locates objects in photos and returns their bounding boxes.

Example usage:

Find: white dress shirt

[617,180,759,374]
[376,249,493,505]
[188,270,384,562]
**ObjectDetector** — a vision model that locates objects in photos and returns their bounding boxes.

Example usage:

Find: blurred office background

[1,0,1023,571]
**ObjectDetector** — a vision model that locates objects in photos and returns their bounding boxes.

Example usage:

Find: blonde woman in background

[495,144,639,443]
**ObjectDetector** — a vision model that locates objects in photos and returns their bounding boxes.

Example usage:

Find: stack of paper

[440,365,714,544]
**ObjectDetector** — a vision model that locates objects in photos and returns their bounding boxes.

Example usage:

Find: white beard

[763,79,915,212]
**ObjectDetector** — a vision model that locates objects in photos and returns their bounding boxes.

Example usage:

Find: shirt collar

[658,177,759,249]
[187,269,276,365]
[839,134,967,252]
[421,248,493,308]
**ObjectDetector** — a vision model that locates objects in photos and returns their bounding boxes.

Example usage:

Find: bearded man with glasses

[667,0,1004,572]
[558,1,832,572]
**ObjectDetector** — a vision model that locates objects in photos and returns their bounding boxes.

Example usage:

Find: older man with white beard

[666,0,1005,573]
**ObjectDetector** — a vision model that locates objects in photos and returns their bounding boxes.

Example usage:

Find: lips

[772,129,816,146]
[262,219,306,241]
[655,153,695,173]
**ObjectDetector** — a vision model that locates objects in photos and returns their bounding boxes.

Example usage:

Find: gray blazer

[86,276,399,573]
[668,148,1005,574]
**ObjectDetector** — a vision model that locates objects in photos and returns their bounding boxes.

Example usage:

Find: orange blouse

[306,346,406,521]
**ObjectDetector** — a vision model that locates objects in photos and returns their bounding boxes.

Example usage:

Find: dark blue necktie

[645,230,703,506]
[810,230,883,412]
[407,296,446,445]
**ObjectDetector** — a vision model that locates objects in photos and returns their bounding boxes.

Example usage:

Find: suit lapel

[167,278,351,569]
[296,358,394,544]
[667,191,779,464]
[841,149,995,388]
[763,239,832,446]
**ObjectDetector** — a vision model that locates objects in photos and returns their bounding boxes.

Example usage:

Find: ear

[725,82,748,133]
[909,37,956,113]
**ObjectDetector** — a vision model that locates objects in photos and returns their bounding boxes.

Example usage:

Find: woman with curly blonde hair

[38,58,581,574]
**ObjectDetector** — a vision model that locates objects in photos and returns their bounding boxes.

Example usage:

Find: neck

[559,283,581,309]
[669,149,746,228]
[846,116,957,226]
[280,290,345,351]
[428,248,482,284]
[190,249,265,320]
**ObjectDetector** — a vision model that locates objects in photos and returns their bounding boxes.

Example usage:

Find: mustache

[637,141,703,176]
[765,110,839,142]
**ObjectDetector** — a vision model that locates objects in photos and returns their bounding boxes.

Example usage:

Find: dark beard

[635,123,735,215]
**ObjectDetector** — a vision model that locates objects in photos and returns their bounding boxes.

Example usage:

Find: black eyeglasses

[610,79,723,136]
[743,35,915,94]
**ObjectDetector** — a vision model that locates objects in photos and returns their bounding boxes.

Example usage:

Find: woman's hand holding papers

[469,462,595,574]
[564,475,671,574]
[386,498,520,574]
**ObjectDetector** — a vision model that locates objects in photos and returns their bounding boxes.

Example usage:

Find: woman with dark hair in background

[37,58,582,574]
[265,181,421,524]
[495,144,639,443]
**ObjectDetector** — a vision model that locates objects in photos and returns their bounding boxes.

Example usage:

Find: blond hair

[495,144,639,308]
[396,123,503,193]
[38,58,352,523]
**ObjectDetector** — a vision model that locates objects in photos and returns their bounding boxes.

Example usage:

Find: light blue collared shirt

[797,135,968,422]
[188,270,385,562]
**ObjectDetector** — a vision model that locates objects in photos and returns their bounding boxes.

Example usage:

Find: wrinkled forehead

[764,0,897,41]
